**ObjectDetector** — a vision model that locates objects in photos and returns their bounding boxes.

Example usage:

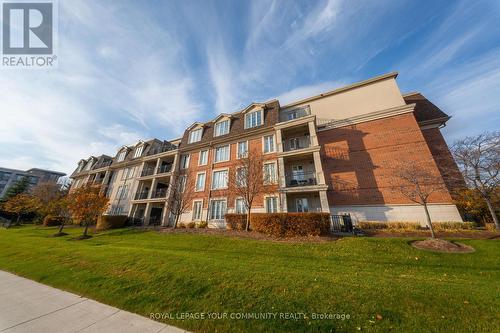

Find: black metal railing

[152,187,168,198]
[285,171,317,187]
[134,191,149,200]
[141,166,155,177]
[330,214,354,233]
[282,136,311,152]
[156,164,172,174]
[146,143,177,156]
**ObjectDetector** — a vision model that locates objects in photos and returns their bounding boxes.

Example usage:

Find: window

[245,110,263,128]
[199,150,208,165]
[235,198,246,214]
[237,141,248,159]
[192,201,203,220]
[210,199,227,220]
[117,150,127,162]
[265,196,278,213]
[195,172,206,191]
[189,128,203,143]
[296,198,309,212]
[178,175,186,192]
[214,145,230,162]
[263,162,277,184]
[263,135,275,153]
[116,185,129,200]
[180,154,190,169]
[212,170,228,189]
[287,111,298,120]
[84,160,93,171]
[214,119,230,136]
[121,167,135,180]
[133,146,143,158]
[235,167,247,187]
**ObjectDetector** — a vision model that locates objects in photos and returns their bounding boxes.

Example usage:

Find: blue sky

[1,0,499,174]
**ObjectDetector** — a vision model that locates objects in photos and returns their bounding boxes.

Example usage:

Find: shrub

[197,221,208,228]
[485,223,497,231]
[43,215,65,227]
[433,222,477,231]
[225,214,247,230]
[178,223,186,229]
[250,213,330,237]
[96,215,127,231]
[357,221,420,230]
[187,222,196,229]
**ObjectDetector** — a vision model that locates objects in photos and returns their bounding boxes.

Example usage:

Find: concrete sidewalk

[0,271,188,333]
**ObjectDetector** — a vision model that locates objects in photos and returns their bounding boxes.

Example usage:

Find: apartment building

[0,167,65,198]
[70,72,464,226]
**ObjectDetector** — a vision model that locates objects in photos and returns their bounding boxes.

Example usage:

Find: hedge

[357,221,420,230]
[96,215,128,231]
[225,214,247,230]
[43,215,65,227]
[225,213,330,237]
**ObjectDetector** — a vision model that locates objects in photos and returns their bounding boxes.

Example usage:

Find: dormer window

[77,162,85,172]
[189,128,203,143]
[214,119,230,137]
[117,150,127,162]
[133,145,143,158]
[245,110,263,129]
[84,160,93,171]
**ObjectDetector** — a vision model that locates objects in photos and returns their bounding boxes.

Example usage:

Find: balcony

[134,191,149,200]
[285,171,317,187]
[279,106,311,122]
[141,166,155,177]
[151,187,168,199]
[146,143,177,156]
[156,164,172,174]
[282,136,311,152]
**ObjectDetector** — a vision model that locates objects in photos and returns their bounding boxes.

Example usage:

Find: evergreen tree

[1,176,31,202]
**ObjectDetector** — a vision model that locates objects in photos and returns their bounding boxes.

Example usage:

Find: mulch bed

[158,227,340,243]
[412,238,475,253]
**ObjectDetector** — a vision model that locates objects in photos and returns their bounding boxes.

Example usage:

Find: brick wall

[318,113,454,206]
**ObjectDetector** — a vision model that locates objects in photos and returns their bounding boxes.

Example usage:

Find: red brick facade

[318,112,454,206]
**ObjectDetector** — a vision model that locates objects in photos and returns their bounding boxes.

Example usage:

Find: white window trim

[209,197,227,220]
[235,166,246,187]
[188,128,203,143]
[263,161,278,184]
[198,150,208,166]
[180,154,190,169]
[214,119,230,137]
[262,134,276,154]
[211,168,229,190]
[244,109,264,129]
[117,150,127,162]
[192,199,204,221]
[234,197,247,214]
[213,144,231,163]
[195,171,206,192]
[264,194,279,213]
[133,145,144,159]
[237,140,249,159]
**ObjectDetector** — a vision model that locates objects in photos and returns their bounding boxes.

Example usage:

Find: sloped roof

[404,92,449,123]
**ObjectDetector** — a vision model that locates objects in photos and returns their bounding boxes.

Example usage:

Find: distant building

[0,167,66,198]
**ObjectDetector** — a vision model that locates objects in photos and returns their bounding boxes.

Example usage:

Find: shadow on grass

[68,234,93,241]
[49,232,69,238]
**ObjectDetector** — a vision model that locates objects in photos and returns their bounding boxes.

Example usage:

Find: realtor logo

[1,0,57,68]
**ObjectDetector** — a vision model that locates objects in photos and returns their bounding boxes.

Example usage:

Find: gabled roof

[403,92,450,123]
[239,102,266,114]
[212,113,233,123]
[186,122,205,131]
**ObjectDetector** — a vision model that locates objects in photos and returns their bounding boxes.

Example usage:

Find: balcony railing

[285,171,317,187]
[279,106,311,122]
[141,166,156,177]
[146,143,177,156]
[156,164,172,174]
[282,136,311,152]
[134,191,149,200]
[151,187,168,198]
[93,160,112,169]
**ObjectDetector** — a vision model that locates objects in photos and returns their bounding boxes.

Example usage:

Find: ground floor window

[210,199,227,220]
[192,201,203,220]
[235,198,247,214]
[265,196,278,213]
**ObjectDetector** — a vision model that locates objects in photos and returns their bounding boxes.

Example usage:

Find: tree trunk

[423,203,436,239]
[245,211,251,231]
[16,214,20,226]
[174,214,179,229]
[83,223,89,237]
[58,221,65,234]
[484,197,500,230]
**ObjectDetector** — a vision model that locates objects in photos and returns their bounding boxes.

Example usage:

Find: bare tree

[228,148,268,231]
[391,161,447,238]
[452,132,500,229]
[169,170,196,228]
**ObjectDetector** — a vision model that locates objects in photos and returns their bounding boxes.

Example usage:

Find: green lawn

[0,226,498,332]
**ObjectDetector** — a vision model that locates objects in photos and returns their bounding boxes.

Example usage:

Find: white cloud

[276,80,346,106]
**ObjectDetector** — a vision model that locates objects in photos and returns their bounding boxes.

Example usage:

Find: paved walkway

[0,271,188,333]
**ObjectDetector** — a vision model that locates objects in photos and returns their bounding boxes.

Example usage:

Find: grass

[0,226,498,332]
